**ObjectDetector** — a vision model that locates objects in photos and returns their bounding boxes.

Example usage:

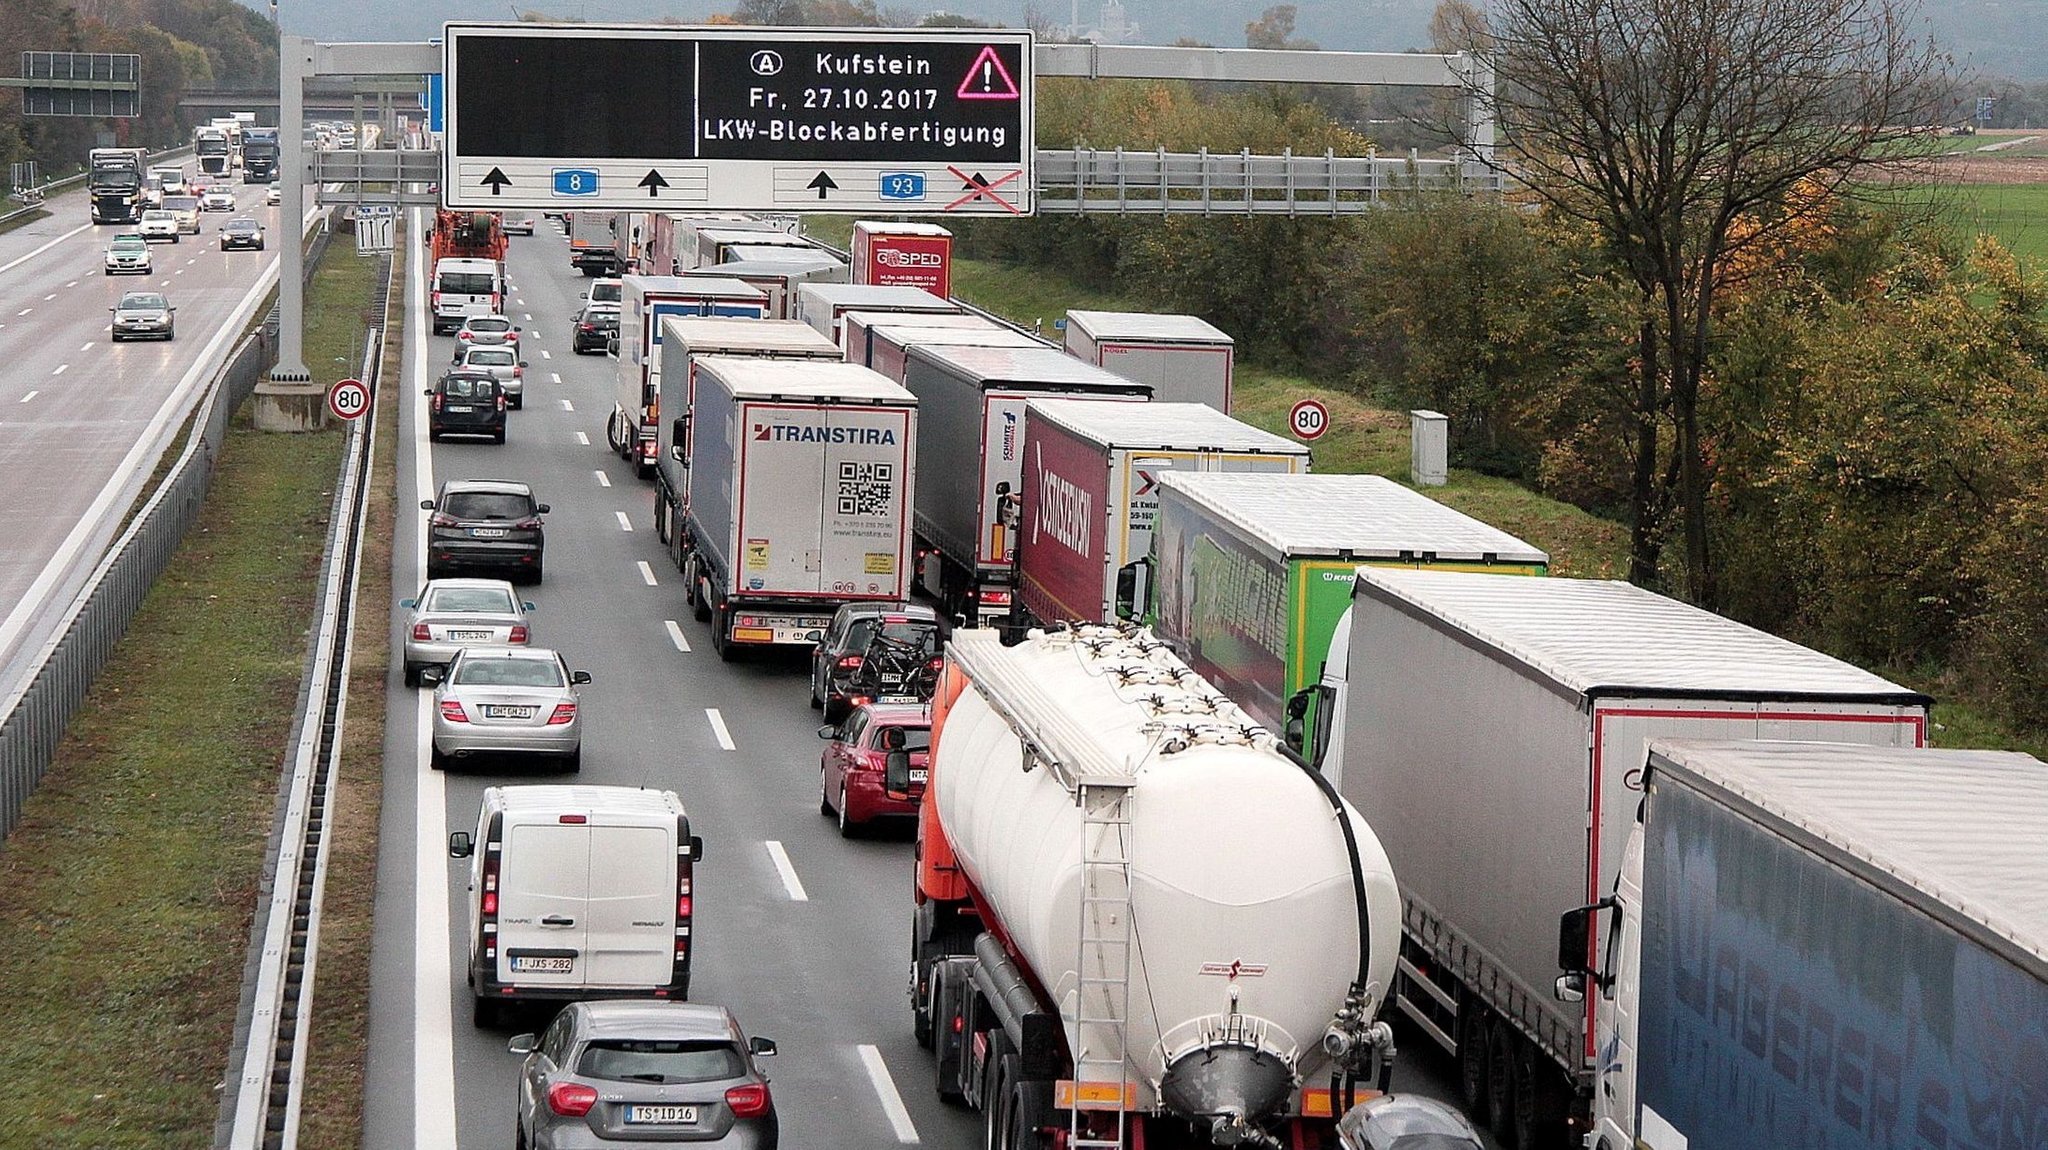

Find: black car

[809,602,944,722]
[219,216,264,250]
[421,480,549,583]
[426,370,507,444]
[572,304,620,355]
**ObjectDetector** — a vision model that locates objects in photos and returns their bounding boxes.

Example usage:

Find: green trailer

[1122,473,1548,734]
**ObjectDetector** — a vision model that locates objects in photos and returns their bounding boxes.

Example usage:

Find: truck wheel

[472,995,498,1029]
[1513,1044,1568,1150]
[1006,1075,1044,1150]
[1458,1005,1492,1125]
[692,577,711,623]
[933,966,968,1104]
[1487,1018,1521,1149]
[654,499,669,544]
[980,1053,1008,1150]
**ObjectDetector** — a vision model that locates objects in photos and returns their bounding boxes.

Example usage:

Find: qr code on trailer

[838,462,894,516]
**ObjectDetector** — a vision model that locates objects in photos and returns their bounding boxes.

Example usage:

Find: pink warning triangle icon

[957,45,1021,100]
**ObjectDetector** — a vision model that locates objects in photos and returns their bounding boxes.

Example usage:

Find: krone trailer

[902,344,1148,626]
[674,357,916,660]
[611,275,768,478]
[912,626,1402,1149]
[1314,570,1933,1149]
[1125,472,1546,736]
[1559,739,2048,1150]
[652,316,842,547]
[1017,400,1308,631]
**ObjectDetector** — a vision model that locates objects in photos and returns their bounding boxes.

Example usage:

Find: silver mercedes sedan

[423,647,589,772]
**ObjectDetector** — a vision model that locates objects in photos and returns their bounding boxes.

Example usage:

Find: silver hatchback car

[451,343,527,407]
[510,1001,779,1150]
[401,578,533,686]
[423,647,588,772]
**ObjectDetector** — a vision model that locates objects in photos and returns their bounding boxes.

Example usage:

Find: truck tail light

[725,1083,771,1118]
[481,845,501,958]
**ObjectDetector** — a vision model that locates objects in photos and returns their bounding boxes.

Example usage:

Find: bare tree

[1441,0,1954,601]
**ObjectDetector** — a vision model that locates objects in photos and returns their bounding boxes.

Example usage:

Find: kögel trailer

[1065,310,1235,411]
[672,357,917,660]
[901,344,1148,625]
[611,276,768,478]
[1315,570,1933,1148]
[1123,472,1546,735]
[1561,739,2048,1150]
[1016,399,1308,631]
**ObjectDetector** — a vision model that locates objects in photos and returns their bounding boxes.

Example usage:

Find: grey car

[110,291,175,341]
[510,1001,779,1150]
[1336,1095,1487,1150]
[458,313,523,347]
[452,343,527,407]
[422,647,588,772]
[422,479,548,583]
[401,578,533,686]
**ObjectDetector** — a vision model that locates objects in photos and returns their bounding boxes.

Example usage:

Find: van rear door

[498,820,589,987]
[581,822,676,987]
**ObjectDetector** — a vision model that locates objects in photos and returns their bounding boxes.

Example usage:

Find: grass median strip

[0,238,375,1148]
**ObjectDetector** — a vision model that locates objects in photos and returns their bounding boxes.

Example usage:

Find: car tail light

[836,655,863,670]
[514,516,542,530]
[725,1083,771,1118]
[548,1082,599,1117]
[578,322,594,333]
[430,512,457,528]
[546,703,576,725]
[430,393,442,413]
[412,623,433,641]
[508,625,528,644]
[430,291,442,309]
[458,330,472,341]
[440,700,468,723]
[496,394,507,413]
[675,825,695,972]
[481,845,500,959]
[513,366,523,379]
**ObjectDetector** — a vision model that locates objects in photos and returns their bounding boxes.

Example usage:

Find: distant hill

[247,0,2046,80]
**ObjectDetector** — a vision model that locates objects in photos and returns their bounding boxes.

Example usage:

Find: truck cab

[1555,829,1641,1150]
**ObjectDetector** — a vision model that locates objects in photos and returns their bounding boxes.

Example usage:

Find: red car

[817,703,930,836]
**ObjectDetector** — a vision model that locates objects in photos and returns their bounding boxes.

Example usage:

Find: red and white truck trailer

[1065,310,1236,411]
[611,276,769,479]
[852,220,954,297]
[672,357,918,660]
[796,282,960,344]
[1015,399,1309,630]
[651,316,843,545]
[911,626,1402,1150]
[1307,570,1933,1148]
[900,344,1149,626]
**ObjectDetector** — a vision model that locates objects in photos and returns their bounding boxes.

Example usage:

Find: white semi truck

[909,626,1403,1149]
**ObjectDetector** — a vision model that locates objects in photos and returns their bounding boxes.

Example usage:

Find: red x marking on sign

[944,166,1023,214]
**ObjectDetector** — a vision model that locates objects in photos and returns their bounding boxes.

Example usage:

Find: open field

[1953,181,2048,266]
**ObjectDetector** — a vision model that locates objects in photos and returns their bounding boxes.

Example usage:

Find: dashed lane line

[594,469,611,488]
[858,1045,923,1144]
[575,431,590,445]
[707,708,737,751]
[637,560,658,586]
[18,390,37,403]
[664,619,692,653]
[560,399,574,412]
[614,511,633,532]
[763,840,808,901]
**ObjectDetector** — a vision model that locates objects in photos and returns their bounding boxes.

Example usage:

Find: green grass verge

[0,245,375,1148]
[1950,182,2048,268]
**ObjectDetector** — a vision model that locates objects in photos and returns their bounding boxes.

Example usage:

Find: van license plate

[510,955,573,973]
[627,1105,699,1124]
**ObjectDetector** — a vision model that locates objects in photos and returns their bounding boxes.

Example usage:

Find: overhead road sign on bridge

[440,23,1032,215]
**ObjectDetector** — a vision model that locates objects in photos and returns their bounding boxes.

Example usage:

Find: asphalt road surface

[362,214,1491,1148]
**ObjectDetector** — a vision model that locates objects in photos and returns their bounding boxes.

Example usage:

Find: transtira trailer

[1017,400,1308,631]
[796,282,959,343]
[900,344,1148,626]
[1128,472,1546,736]
[672,357,917,660]
[1065,310,1235,411]
[611,276,769,479]
[652,316,842,545]
[1312,570,1933,1149]
[912,626,1401,1149]
[1560,739,2048,1150]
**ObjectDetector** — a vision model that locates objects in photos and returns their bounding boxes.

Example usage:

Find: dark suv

[572,303,620,354]
[809,602,944,722]
[421,480,549,583]
[426,371,507,443]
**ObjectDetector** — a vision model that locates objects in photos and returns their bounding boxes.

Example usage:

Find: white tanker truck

[902,626,1402,1149]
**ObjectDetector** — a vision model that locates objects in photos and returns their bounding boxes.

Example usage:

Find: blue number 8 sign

[551,168,598,197]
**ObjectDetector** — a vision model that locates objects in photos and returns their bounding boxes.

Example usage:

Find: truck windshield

[196,139,227,155]
[93,168,138,188]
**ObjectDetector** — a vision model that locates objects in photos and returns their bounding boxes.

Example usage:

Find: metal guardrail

[1034,147,1504,214]
[0,144,193,231]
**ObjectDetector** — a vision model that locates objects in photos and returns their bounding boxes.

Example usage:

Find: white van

[448,785,702,1026]
[431,256,504,335]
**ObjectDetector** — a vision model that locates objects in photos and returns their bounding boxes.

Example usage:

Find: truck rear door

[580,822,676,987]
[739,400,828,594]
[819,404,914,600]
[497,820,589,988]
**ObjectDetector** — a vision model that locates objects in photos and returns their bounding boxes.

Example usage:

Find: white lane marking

[549,372,561,384]
[186,257,196,265]
[16,308,30,316]
[408,204,459,1150]
[0,222,92,279]
[614,511,633,532]
[79,343,92,352]
[575,431,590,445]
[559,399,574,412]
[42,293,55,301]
[858,1045,923,1144]
[175,268,185,275]
[638,560,658,585]
[594,469,611,488]
[708,708,737,752]
[515,298,525,306]
[521,312,532,321]
[664,619,692,652]
[65,280,77,288]
[51,364,68,375]
[539,349,551,360]
[18,390,37,403]
[763,840,808,900]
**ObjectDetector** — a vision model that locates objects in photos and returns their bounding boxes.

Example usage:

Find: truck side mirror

[884,749,912,795]
[448,831,474,858]
[1283,688,1312,754]
[671,417,689,465]
[1556,898,1615,994]
[1114,558,1152,622]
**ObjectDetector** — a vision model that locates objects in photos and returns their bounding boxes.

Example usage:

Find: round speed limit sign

[1288,398,1330,441]
[327,377,370,421]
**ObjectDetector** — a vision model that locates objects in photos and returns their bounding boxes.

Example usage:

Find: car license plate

[447,629,491,640]
[445,404,472,413]
[482,704,538,719]
[472,527,507,538]
[509,955,573,973]
[626,1105,699,1125]
[879,695,920,704]
[909,769,929,783]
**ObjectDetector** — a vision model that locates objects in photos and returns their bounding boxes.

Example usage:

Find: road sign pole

[271,33,311,384]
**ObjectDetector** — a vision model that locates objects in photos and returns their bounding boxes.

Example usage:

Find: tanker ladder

[1071,776,1137,1149]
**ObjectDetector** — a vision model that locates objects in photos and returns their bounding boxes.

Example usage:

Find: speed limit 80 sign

[1288,398,1330,441]
[328,377,370,421]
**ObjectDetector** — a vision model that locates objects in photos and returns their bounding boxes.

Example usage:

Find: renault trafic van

[449,785,703,1026]
[432,256,505,335]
